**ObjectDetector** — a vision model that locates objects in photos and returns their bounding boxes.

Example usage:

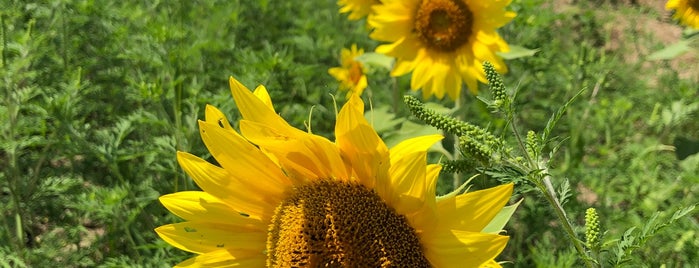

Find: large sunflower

[666,0,699,29]
[368,0,515,100]
[156,77,514,267]
[337,0,382,20]
[328,44,369,97]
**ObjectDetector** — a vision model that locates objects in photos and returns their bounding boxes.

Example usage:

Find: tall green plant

[404,62,696,267]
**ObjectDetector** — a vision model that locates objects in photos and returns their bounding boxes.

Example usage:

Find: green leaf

[482,198,523,233]
[289,36,315,51]
[497,45,539,60]
[557,178,572,207]
[542,88,585,142]
[365,105,405,134]
[355,52,395,71]
[382,120,442,148]
[647,39,692,60]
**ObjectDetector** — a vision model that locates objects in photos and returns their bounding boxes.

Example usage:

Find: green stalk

[532,160,594,266]
[533,174,594,268]
[509,118,534,167]
[1,13,7,67]
[173,80,183,192]
[504,101,593,267]
[391,77,400,115]
[2,14,26,257]
[451,94,467,189]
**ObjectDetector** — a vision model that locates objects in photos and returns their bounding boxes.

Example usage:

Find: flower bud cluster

[483,61,508,108]
[585,207,601,251]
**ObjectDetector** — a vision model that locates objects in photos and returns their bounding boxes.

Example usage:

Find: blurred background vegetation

[0,0,696,267]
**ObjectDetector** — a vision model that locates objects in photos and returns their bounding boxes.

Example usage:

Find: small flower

[156,76,515,267]
[666,0,699,29]
[337,0,382,20]
[328,44,369,97]
[369,0,515,100]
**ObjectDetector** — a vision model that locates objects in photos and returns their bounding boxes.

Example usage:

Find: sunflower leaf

[482,198,523,234]
[497,45,539,60]
[355,52,394,71]
[365,105,405,134]
[647,39,693,60]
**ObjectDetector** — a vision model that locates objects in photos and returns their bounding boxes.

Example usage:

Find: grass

[1,0,697,267]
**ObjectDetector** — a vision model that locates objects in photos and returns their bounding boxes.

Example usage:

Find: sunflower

[666,0,699,29]
[337,0,382,20]
[156,76,514,267]
[328,44,369,97]
[368,0,515,100]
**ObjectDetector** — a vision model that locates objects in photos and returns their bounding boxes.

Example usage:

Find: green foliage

[648,30,699,60]
[0,0,358,265]
[1,0,697,266]
[610,205,696,267]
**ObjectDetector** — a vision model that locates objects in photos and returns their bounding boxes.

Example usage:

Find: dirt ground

[554,0,698,80]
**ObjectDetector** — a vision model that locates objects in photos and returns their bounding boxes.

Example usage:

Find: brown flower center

[691,0,699,11]
[349,61,363,85]
[266,180,431,267]
[414,0,473,52]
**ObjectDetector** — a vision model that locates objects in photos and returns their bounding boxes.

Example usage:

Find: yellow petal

[368,0,416,41]
[389,150,427,214]
[155,222,266,254]
[328,67,349,81]
[335,94,389,188]
[407,163,443,229]
[666,0,679,9]
[159,191,264,228]
[435,183,514,232]
[228,76,290,132]
[472,1,515,29]
[473,41,499,66]
[388,135,442,212]
[339,47,352,63]
[176,152,274,219]
[464,75,479,95]
[389,134,443,164]
[204,105,233,130]
[240,120,349,181]
[352,75,368,96]
[425,164,442,202]
[480,259,503,268]
[197,120,291,195]
[175,250,265,267]
[424,60,452,99]
[423,229,509,268]
[443,68,462,101]
[252,84,275,113]
[410,57,433,90]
